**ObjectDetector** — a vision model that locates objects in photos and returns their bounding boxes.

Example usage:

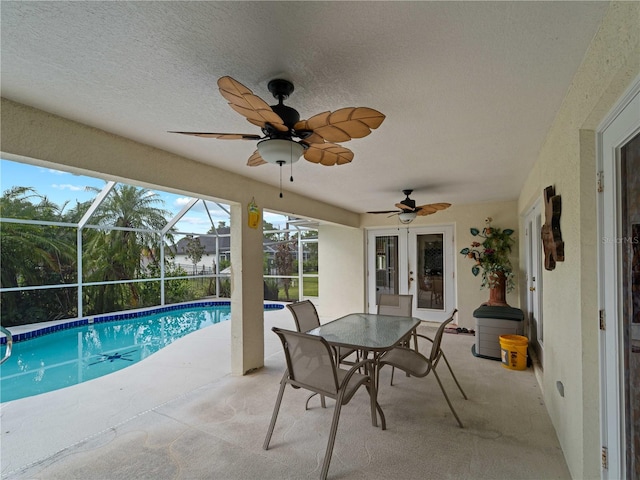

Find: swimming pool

[0,301,283,402]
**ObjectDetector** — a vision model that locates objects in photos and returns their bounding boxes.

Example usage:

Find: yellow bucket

[499,335,528,370]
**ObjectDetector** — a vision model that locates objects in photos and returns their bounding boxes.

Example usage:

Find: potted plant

[460,217,515,307]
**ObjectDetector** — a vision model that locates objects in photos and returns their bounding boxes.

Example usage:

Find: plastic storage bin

[472,306,524,360]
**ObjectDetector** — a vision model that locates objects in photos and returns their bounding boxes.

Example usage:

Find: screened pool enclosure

[0,159,318,326]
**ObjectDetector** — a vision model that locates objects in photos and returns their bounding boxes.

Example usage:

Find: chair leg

[373,365,387,431]
[263,374,287,450]
[375,401,387,431]
[440,352,468,400]
[320,400,344,480]
[305,392,327,410]
[432,369,464,428]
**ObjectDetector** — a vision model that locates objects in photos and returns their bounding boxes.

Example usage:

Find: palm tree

[82,185,171,314]
[0,187,77,324]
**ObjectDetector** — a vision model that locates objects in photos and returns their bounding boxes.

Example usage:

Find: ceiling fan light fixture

[398,211,417,224]
[257,138,303,165]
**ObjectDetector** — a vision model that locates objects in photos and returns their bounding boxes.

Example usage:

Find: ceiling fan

[171,76,385,173]
[368,190,451,224]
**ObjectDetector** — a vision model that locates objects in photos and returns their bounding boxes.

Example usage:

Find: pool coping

[1,300,284,344]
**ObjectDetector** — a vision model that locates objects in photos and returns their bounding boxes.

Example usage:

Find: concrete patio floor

[1,304,570,479]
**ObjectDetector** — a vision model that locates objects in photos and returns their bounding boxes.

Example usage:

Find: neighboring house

[171,228,303,275]
[172,230,231,274]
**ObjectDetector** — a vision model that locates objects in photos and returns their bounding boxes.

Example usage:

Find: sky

[0,159,290,233]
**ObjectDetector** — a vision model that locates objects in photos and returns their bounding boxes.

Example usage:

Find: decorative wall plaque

[541,185,564,271]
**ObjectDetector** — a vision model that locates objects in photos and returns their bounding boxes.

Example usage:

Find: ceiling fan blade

[170,131,262,140]
[367,210,402,214]
[395,203,415,211]
[301,107,386,143]
[247,150,267,167]
[415,203,452,216]
[303,143,354,166]
[217,76,288,132]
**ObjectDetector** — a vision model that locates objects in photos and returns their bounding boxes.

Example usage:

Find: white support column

[230,202,265,375]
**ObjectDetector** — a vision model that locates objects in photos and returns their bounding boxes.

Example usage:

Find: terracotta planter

[482,271,510,307]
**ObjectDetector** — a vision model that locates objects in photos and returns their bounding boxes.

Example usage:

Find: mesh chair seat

[290,363,372,404]
[378,347,431,377]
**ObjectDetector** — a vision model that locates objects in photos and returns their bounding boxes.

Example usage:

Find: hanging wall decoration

[247,197,260,229]
[541,185,564,270]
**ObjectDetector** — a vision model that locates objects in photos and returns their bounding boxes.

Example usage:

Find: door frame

[523,199,543,366]
[597,75,640,480]
[366,224,455,321]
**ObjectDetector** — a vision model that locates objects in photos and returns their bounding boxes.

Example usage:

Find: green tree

[185,235,207,274]
[274,232,296,301]
[82,185,171,314]
[0,187,77,324]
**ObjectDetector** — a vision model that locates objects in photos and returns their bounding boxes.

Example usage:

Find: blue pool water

[0,302,283,402]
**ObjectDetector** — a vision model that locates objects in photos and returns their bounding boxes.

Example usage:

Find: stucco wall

[317,225,366,321]
[517,2,640,478]
[361,200,519,329]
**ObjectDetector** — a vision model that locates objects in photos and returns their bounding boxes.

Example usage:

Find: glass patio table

[307,313,422,430]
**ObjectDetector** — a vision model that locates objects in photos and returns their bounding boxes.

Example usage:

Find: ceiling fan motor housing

[270,103,300,131]
[267,79,301,131]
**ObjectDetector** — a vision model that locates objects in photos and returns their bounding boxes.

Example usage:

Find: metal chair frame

[377,309,467,428]
[264,327,378,480]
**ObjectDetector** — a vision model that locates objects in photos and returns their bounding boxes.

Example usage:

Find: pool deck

[1,303,291,476]
[1,304,571,480]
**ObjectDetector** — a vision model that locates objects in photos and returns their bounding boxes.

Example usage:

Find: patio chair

[377,293,413,317]
[286,300,359,409]
[377,309,467,428]
[417,275,432,306]
[287,299,322,333]
[263,327,377,480]
[430,275,444,306]
[377,294,416,382]
[287,300,359,364]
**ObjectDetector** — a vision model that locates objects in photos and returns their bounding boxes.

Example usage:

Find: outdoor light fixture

[257,138,305,198]
[257,138,304,165]
[398,211,417,224]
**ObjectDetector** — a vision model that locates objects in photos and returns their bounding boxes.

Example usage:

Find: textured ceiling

[0,1,609,213]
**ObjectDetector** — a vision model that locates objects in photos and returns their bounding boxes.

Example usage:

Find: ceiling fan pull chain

[277,160,284,198]
[290,142,294,182]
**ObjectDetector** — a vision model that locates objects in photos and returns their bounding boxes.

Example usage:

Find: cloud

[178,216,208,226]
[41,168,69,176]
[51,183,85,191]
[175,197,193,206]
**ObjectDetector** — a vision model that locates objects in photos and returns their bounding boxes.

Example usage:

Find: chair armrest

[338,358,375,388]
[415,333,434,344]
